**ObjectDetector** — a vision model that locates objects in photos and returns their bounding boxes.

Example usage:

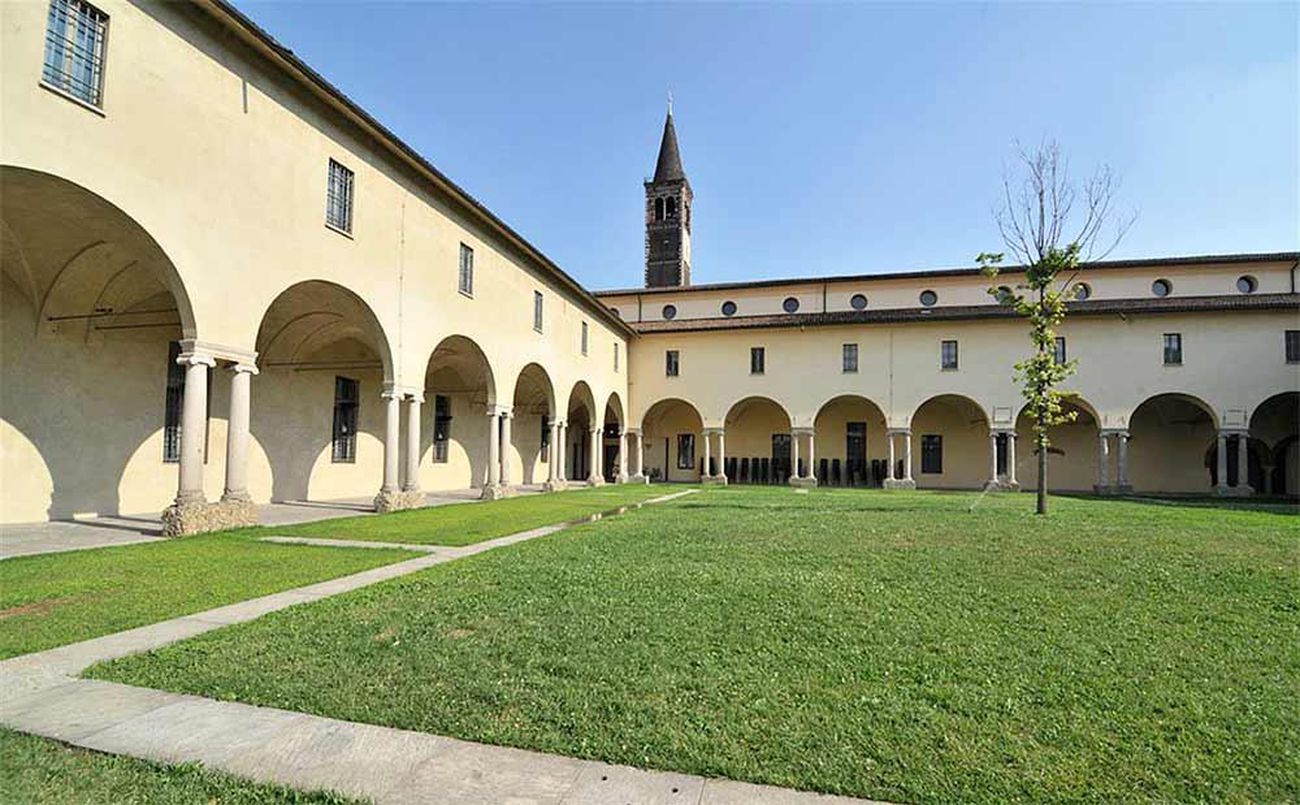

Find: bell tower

[644,105,692,288]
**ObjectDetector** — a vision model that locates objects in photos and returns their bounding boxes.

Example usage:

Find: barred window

[750,347,765,375]
[614,342,620,372]
[941,340,959,370]
[459,244,474,296]
[1163,333,1182,366]
[676,434,695,470]
[666,350,680,377]
[432,394,451,462]
[1287,330,1300,364]
[325,159,354,233]
[842,343,859,373]
[1053,336,1067,365]
[921,435,943,474]
[332,377,359,462]
[533,291,544,332]
[163,342,184,463]
[42,0,108,108]
[581,322,589,356]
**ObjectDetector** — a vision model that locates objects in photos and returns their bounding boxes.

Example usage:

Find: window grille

[842,343,859,373]
[459,244,474,295]
[941,340,959,370]
[1162,333,1182,366]
[433,394,451,462]
[533,291,544,332]
[43,0,108,107]
[921,435,943,474]
[163,342,183,462]
[326,159,354,233]
[1053,336,1067,365]
[665,350,679,377]
[581,322,588,356]
[614,343,620,372]
[750,347,765,375]
[1286,330,1300,364]
[332,377,359,462]
[676,434,695,470]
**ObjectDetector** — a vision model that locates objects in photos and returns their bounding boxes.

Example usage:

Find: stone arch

[563,381,598,482]
[641,397,705,483]
[250,281,399,503]
[813,394,889,487]
[724,396,795,484]
[1127,392,1219,494]
[909,394,991,489]
[507,363,556,486]
[1248,392,1299,495]
[601,391,626,482]
[421,335,498,491]
[1,166,204,522]
[1014,396,1102,492]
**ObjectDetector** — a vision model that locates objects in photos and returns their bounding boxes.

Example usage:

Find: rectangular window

[1053,336,1067,365]
[42,0,109,108]
[941,340,959,370]
[1163,333,1182,366]
[162,342,184,463]
[533,291,544,332]
[666,349,679,377]
[458,244,474,296]
[325,159,354,234]
[842,343,859,373]
[540,414,551,461]
[676,433,695,470]
[332,376,359,463]
[921,434,943,474]
[614,342,620,373]
[1286,330,1300,363]
[750,346,765,375]
[432,394,451,462]
[581,322,589,356]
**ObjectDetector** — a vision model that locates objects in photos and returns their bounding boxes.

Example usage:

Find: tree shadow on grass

[1055,492,1299,517]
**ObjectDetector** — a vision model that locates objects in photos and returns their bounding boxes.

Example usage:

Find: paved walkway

[2,489,877,804]
[0,487,540,560]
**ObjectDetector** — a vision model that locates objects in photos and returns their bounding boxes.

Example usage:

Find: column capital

[554,419,567,429]
[886,427,912,436]
[625,426,642,436]
[381,390,404,401]
[1100,428,1129,437]
[176,351,217,368]
[791,426,815,437]
[589,426,601,435]
[990,427,1016,436]
[1217,427,1249,436]
[408,392,425,404]
[701,427,724,436]
[230,362,260,376]
[484,404,511,417]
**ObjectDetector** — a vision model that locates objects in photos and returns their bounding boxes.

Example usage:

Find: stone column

[544,418,562,491]
[886,431,896,481]
[403,395,422,493]
[373,390,411,512]
[221,363,258,504]
[174,353,215,507]
[631,429,647,483]
[902,431,914,482]
[702,428,713,479]
[617,430,629,482]
[1235,433,1252,494]
[987,432,1000,490]
[789,430,800,485]
[481,408,502,499]
[1116,431,1131,492]
[805,430,815,480]
[500,410,513,488]
[1214,431,1229,493]
[1006,432,1018,488]
[717,429,727,483]
[1095,432,1111,493]
[555,422,567,483]
[588,426,603,486]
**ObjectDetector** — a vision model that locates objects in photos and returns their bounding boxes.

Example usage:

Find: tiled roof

[627,293,1300,333]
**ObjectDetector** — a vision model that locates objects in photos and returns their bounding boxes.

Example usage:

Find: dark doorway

[772,433,792,483]
[846,422,866,486]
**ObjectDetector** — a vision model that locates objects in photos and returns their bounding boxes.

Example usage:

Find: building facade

[1,0,1296,534]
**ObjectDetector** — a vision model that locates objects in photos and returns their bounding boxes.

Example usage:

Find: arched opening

[1127,393,1216,494]
[909,395,990,489]
[1249,392,1299,496]
[252,281,394,503]
[665,197,677,219]
[813,395,889,487]
[1,166,199,522]
[724,396,793,484]
[1014,398,1101,492]
[422,335,496,492]
[508,363,555,486]
[654,197,665,222]
[641,398,704,483]
[565,381,598,483]
[603,392,625,482]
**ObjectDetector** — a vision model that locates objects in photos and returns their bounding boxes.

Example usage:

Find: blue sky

[238,1,1297,290]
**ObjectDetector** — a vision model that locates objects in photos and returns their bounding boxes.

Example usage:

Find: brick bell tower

[644,103,692,288]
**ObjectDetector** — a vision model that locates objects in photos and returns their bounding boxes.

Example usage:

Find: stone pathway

[2,489,879,803]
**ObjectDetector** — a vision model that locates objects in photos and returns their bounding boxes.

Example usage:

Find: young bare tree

[978,141,1134,515]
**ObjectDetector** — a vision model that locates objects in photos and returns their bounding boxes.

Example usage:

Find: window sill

[39,80,106,117]
[1163,362,1183,367]
[941,367,959,372]
[324,221,354,240]
[534,326,544,334]
[459,289,474,300]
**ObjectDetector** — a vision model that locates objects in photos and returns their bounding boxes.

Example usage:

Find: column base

[882,478,916,490]
[788,476,818,489]
[983,479,1021,492]
[586,477,606,487]
[702,475,729,486]
[161,498,258,537]
[478,484,514,501]
[1213,484,1254,498]
[374,488,426,512]
[1093,484,1114,496]
[629,474,649,484]
[542,479,567,493]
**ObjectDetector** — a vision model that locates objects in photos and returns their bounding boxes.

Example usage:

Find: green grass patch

[0,532,416,660]
[91,488,1299,803]
[269,483,690,546]
[0,728,361,803]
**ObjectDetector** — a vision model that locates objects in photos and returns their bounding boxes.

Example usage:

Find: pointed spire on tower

[653,103,687,184]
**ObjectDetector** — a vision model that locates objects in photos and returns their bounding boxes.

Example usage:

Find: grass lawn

[269,483,690,546]
[91,488,1298,803]
[0,729,360,804]
[0,533,417,660]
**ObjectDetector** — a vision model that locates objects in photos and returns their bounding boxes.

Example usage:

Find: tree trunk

[1037,408,1048,515]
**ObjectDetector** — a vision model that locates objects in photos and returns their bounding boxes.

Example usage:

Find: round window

[721,300,737,317]
[919,290,938,307]
[662,304,677,320]
[610,307,620,318]
[1151,279,1172,298]
[850,293,868,311]
[1074,282,1091,301]
[783,296,800,313]
[1237,275,1257,294]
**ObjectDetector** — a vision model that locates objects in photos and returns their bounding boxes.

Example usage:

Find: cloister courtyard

[0,483,1295,804]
